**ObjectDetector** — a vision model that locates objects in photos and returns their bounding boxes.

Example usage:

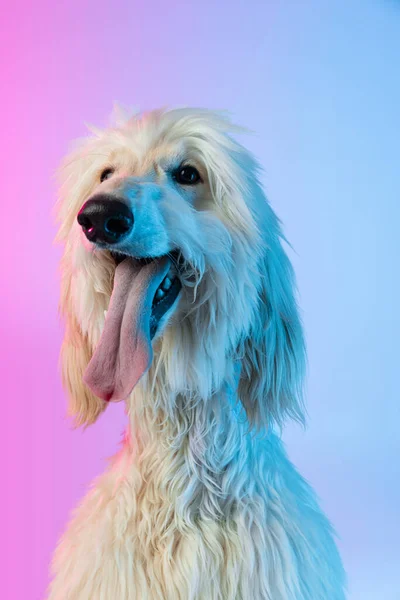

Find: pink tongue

[83,256,171,402]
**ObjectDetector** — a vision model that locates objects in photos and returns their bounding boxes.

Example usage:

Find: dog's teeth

[155,288,165,300]
[104,310,108,318]
[161,277,172,291]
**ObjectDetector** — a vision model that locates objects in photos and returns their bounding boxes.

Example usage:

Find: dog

[48,107,346,599]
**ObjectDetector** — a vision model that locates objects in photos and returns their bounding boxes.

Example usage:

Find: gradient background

[1,1,399,598]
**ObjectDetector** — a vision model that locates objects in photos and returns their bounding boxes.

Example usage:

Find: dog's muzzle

[77,195,134,244]
[76,191,184,403]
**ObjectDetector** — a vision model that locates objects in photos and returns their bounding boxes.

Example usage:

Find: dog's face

[57,108,305,428]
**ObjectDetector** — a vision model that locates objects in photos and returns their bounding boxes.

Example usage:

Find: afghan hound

[48,107,346,599]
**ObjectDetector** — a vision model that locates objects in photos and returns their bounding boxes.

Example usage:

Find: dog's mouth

[83,250,183,403]
[110,250,183,338]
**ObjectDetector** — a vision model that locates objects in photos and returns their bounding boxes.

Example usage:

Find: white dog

[48,107,346,599]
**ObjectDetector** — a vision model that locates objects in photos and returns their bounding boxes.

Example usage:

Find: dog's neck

[126,379,242,453]
[122,374,258,514]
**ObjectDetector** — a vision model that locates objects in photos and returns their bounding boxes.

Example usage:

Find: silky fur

[48,107,346,599]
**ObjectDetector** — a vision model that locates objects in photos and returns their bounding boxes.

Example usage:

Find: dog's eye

[100,168,115,183]
[173,165,201,185]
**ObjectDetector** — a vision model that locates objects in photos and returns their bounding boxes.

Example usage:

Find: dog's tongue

[83,256,171,402]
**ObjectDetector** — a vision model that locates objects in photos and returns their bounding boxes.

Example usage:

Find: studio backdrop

[1,1,399,598]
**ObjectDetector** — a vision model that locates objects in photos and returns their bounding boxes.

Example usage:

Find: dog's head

[56,107,305,429]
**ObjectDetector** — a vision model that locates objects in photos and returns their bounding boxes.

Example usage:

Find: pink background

[1,1,399,598]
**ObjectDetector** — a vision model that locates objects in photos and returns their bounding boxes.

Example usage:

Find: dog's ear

[238,218,306,431]
[55,141,110,427]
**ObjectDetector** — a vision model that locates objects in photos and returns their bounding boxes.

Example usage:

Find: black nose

[77,196,134,244]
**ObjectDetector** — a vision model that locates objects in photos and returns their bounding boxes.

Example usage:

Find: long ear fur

[238,214,306,431]
[55,140,110,427]
[190,116,306,431]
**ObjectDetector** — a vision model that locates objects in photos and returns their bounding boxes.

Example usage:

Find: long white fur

[48,107,346,599]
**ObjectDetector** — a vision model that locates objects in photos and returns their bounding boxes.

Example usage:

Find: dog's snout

[77,195,134,244]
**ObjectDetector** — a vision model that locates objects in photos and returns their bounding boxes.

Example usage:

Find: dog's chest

[50,450,242,599]
[49,435,345,600]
